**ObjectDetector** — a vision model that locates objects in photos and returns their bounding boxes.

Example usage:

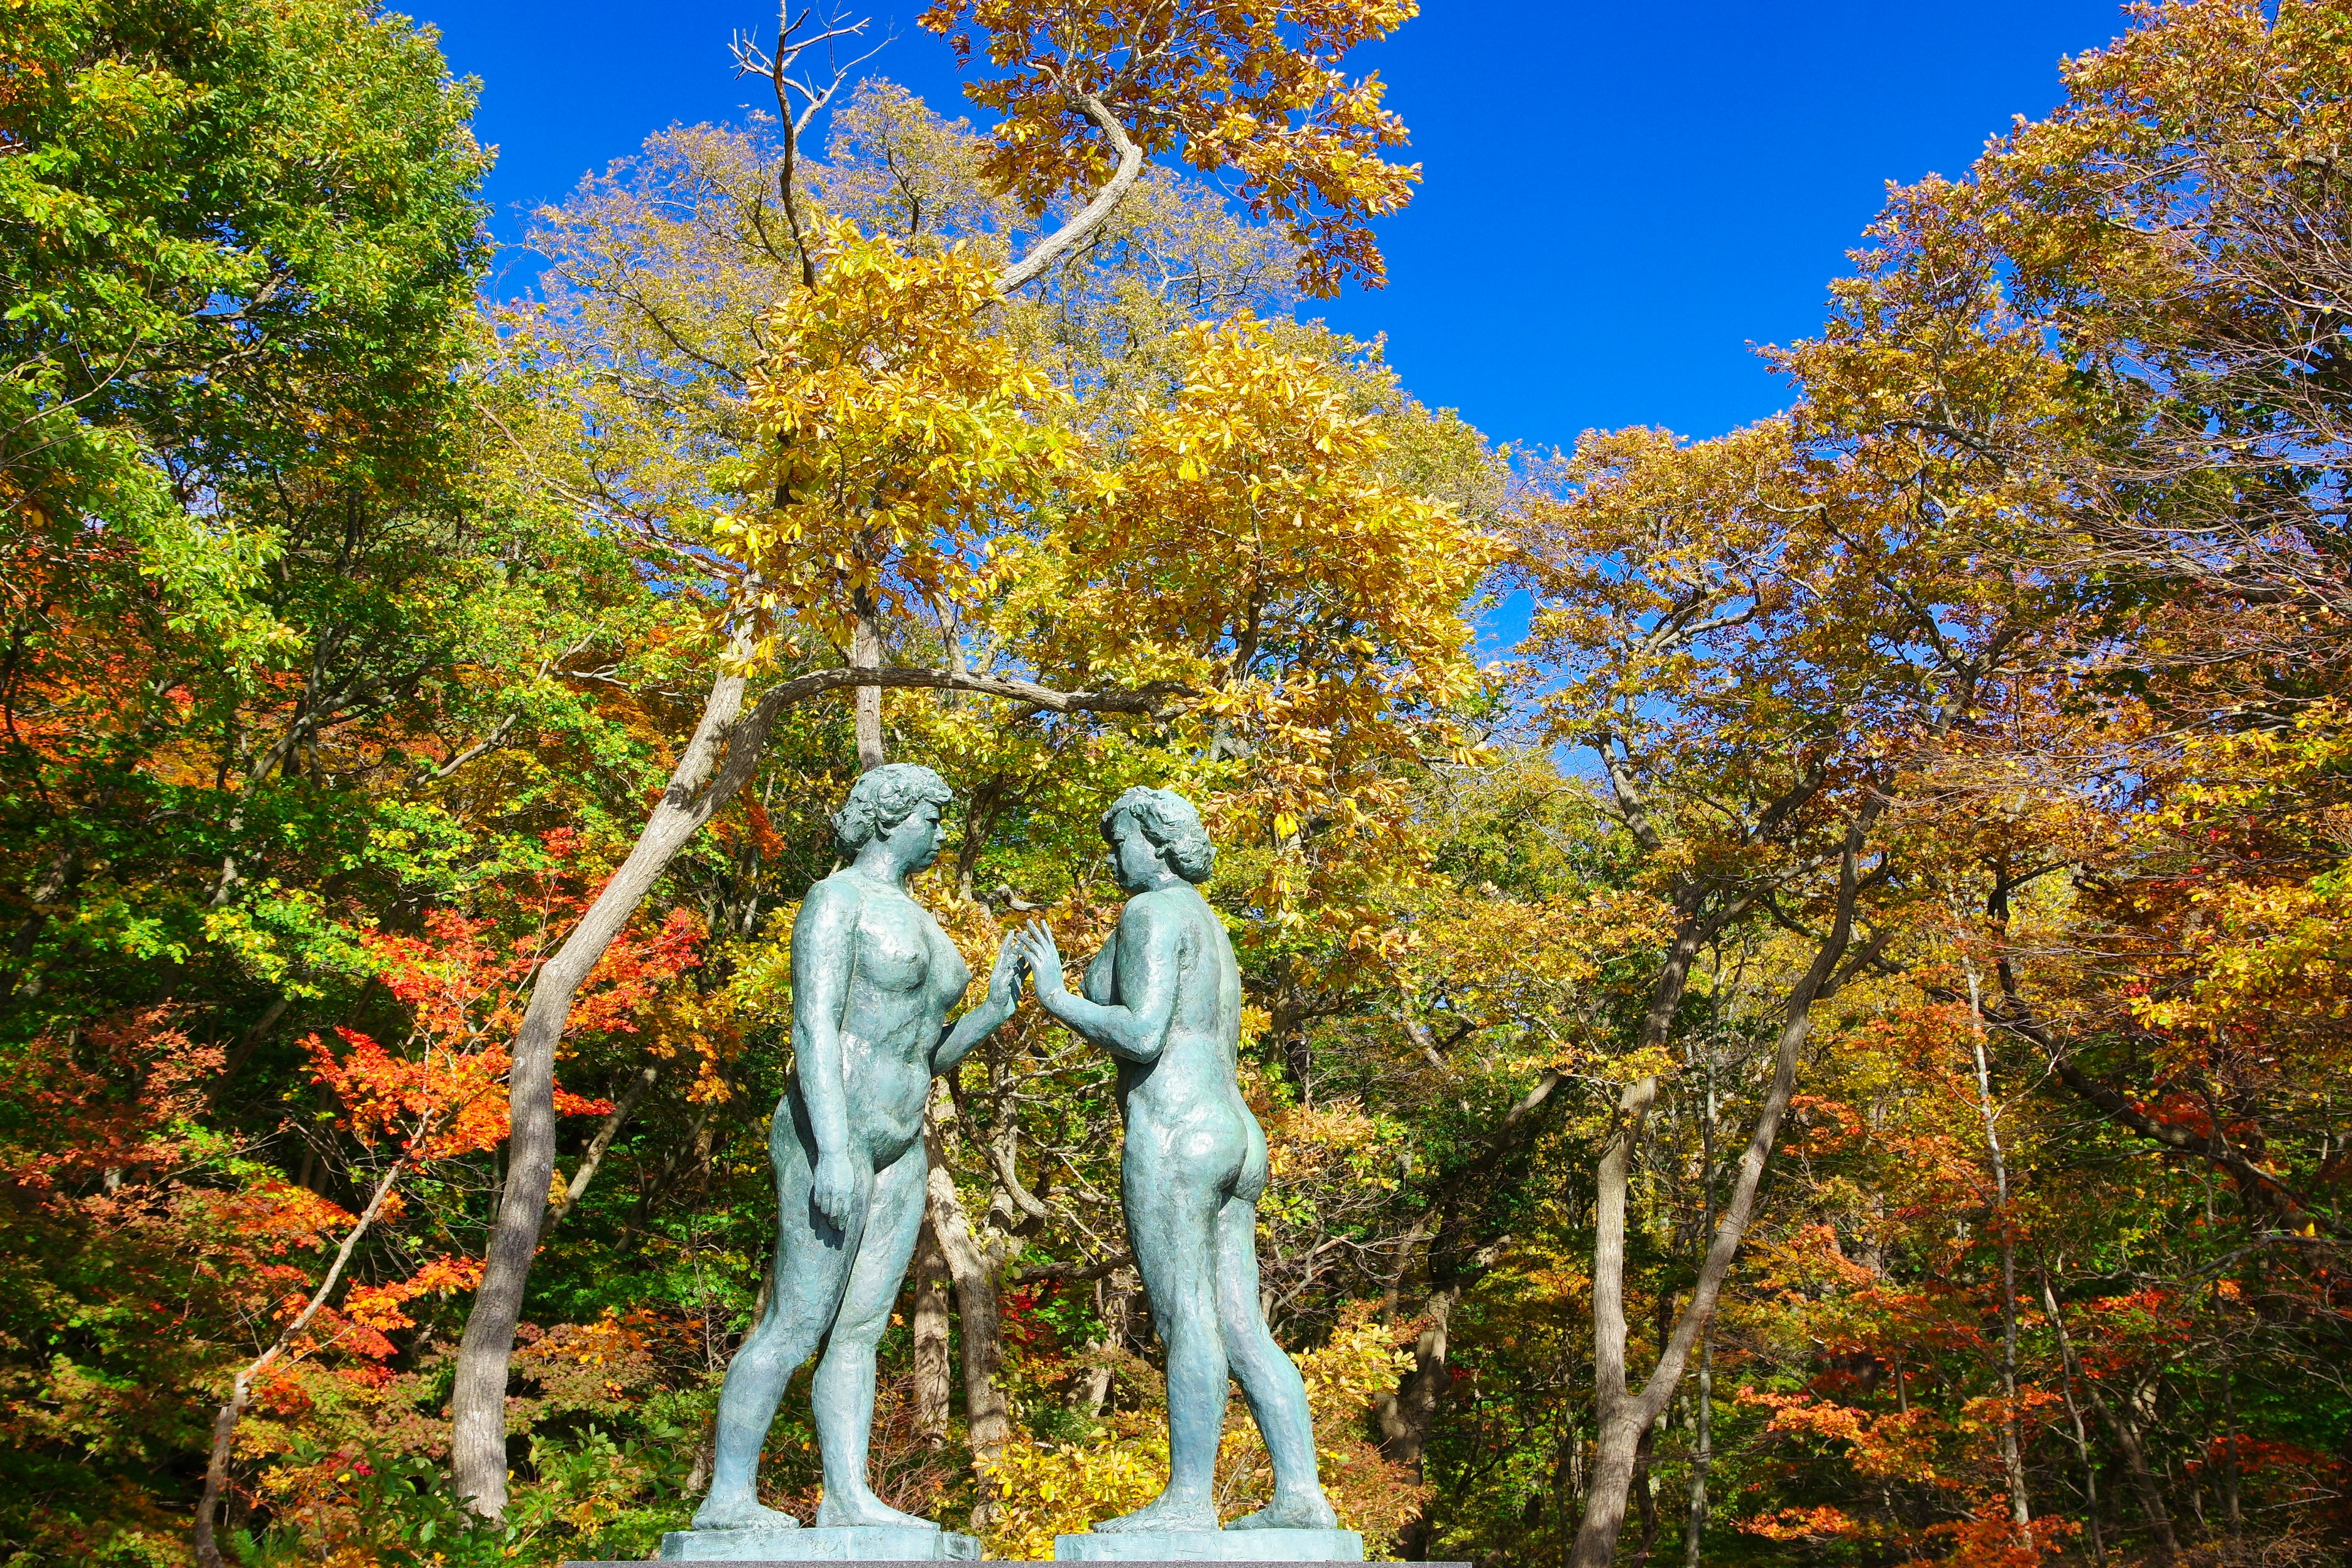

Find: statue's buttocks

[1017,787,1336,1537]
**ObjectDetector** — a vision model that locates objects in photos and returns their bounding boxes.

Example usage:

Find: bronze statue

[1016,787,1338,1535]
[693,764,1022,1535]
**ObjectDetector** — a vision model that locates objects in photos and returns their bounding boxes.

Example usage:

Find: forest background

[3,1,2348,1567]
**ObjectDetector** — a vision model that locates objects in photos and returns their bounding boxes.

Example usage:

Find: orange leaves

[1736,1391,2077,1562]
[339,1256,483,1340]
[1,1008,219,1196]
[1923,1501,2076,1568]
[300,1020,617,1161]
[573,907,704,1040]
[304,1027,514,1159]
[1741,1504,1865,1544]
[301,852,696,1156]
[208,1180,359,1261]
[920,0,1419,295]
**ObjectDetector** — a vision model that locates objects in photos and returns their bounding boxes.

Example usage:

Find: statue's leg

[811,1139,934,1529]
[1092,1145,1226,1533]
[695,1099,870,1529]
[1216,1185,1338,1531]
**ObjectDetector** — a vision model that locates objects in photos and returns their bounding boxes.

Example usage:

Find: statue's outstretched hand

[987,931,1026,1009]
[809,1155,859,1231]
[1016,921,1066,998]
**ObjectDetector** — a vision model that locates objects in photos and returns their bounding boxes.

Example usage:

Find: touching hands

[1013,920,1067,998]
[986,932,1027,1010]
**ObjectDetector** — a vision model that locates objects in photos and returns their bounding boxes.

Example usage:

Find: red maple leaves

[300,836,704,1159]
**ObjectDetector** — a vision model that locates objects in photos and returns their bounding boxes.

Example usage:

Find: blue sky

[426,0,2137,452]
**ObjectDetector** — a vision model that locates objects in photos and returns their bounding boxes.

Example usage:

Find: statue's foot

[1090,1491,1220,1534]
[692,1495,802,1531]
[815,1491,938,1531]
[1227,1490,1340,1531]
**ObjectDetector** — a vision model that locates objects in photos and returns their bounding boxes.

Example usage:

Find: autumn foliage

[6,2,2352,1567]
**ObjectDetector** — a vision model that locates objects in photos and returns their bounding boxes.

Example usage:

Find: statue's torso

[1095,885,1259,1189]
[797,870,969,1164]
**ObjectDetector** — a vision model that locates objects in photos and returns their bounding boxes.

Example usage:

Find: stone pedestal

[1051,1531,1364,1562]
[655,1526,982,1561]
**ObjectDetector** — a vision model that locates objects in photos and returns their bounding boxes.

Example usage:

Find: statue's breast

[925,920,971,1003]
[853,902,933,993]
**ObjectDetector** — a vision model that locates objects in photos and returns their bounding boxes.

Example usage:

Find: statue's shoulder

[797,869,867,930]
[1119,884,1198,940]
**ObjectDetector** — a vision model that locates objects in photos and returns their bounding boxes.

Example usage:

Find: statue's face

[883,799,945,873]
[1106,812,1166,893]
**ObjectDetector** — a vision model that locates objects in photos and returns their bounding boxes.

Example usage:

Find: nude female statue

[1014,787,1338,1534]
[695,763,1022,1532]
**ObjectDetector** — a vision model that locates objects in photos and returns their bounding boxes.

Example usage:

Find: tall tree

[447,0,1429,1513]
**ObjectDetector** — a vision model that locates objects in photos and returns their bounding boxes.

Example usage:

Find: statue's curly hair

[1101,786,1215,884]
[832,763,954,851]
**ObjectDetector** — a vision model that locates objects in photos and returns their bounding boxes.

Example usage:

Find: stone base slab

[1052,1532,1365,1562]
[654,1526,981,1561]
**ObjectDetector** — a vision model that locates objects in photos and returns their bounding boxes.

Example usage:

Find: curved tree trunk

[450,651,757,1513]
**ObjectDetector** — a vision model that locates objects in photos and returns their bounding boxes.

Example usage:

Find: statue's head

[833,763,954,871]
[1101,786,1215,890]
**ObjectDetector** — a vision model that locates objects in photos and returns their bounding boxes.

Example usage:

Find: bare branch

[733,7,891,290]
[999,92,1148,295]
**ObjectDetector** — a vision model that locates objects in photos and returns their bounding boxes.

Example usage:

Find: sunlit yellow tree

[450,0,1428,1516]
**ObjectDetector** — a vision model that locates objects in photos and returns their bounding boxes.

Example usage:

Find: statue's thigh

[763,1114,866,1338]
[831,1144,929,1341]
[1124,1156,1226,1321]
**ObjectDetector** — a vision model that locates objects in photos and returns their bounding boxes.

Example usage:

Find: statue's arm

[792,880,859,1218]
[1030,900,1180,1063]
[933,932,1022,1075]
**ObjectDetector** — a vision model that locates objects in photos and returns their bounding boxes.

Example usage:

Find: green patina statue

[690,773,1346,1557]
[693,763,1022,1536]
[1016,787,1338,1536]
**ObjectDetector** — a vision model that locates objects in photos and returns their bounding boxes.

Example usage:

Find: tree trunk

[924,1117,1009,1517]
[1573,1072,1660,1568]
[451,650,758,1515]
[1576,1404,1654,1568]
[1684,1047,1719,1568]
[1373,1067,1570,1479]
[2088,1382,2178,1567]
[1962,954,2031,1529]
[206,993,292,1106]
[911,1220,952,1445]
[1373,1286,1459,1471]
[549,1063,657,1226]
[1684,1329,1713,1568]
[851,609,884,772]
[1628,1418,1660,1568]
[1568,804,1881,1568]
[1075,1273,1134,1418]
[2041,1270,2106,1564]
[192,1377,252,1568]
